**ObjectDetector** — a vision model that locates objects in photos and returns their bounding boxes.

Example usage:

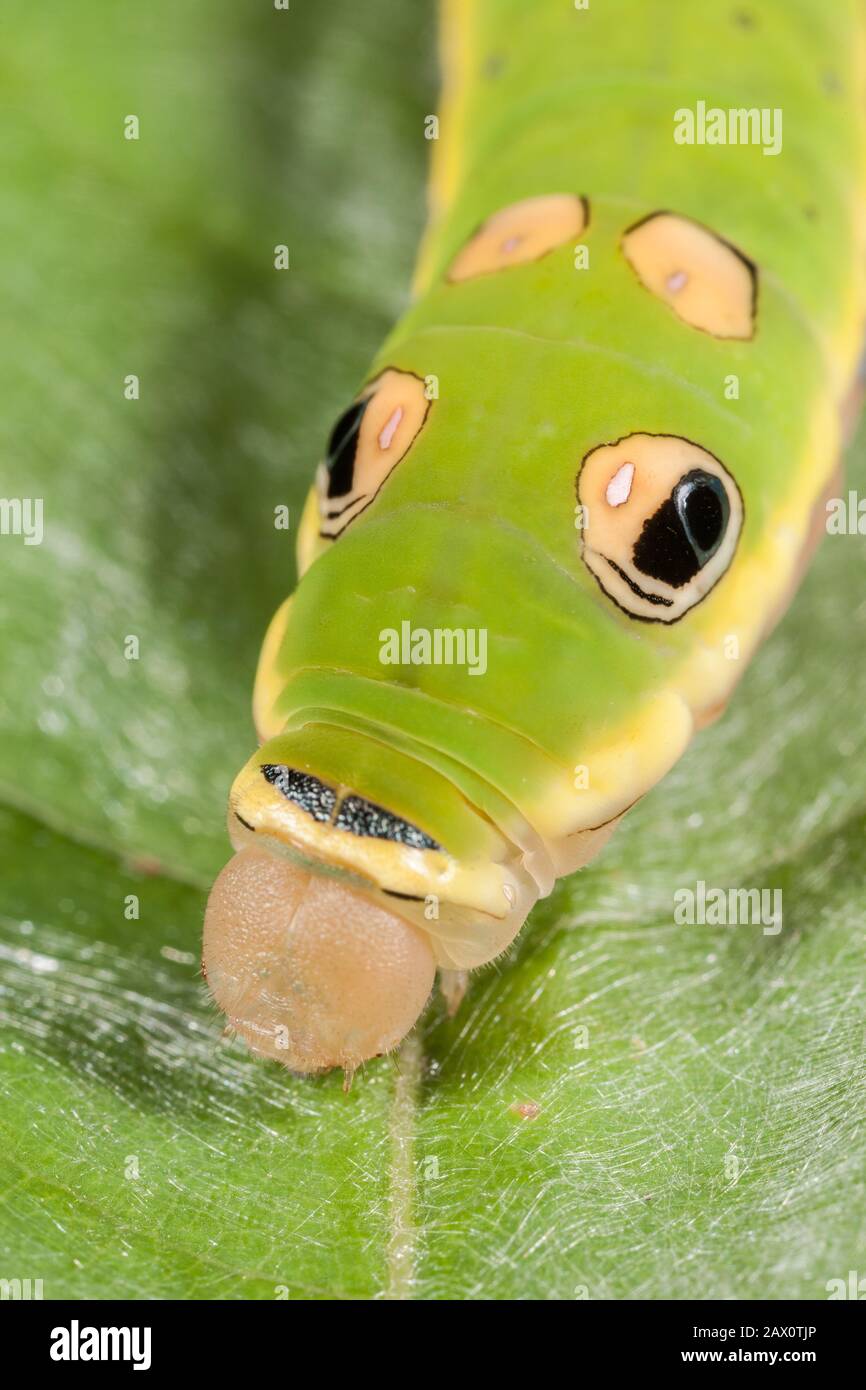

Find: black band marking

[261,764,442,851]
[261,765,337,823]
[335,794,441,851]
[606,559,673,607]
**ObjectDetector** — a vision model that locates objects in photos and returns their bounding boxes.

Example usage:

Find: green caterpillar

[203,0,866,1078]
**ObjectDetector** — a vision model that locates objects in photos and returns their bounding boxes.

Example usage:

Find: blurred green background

[1,0,865,1300]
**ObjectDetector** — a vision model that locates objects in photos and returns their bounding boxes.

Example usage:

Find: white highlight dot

[666,269,688,293]
[378,407,403,450]
[605,461,634,507]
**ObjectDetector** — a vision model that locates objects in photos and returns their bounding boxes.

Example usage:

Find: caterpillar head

[203,738,538,1076]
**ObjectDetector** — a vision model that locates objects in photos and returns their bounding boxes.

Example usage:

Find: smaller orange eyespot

[317,368,431,539]
[622,212,756,340]
[447,193,588,283]
[576,433,743,623]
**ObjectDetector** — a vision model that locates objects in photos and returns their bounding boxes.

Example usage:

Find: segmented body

[234,0,866,970]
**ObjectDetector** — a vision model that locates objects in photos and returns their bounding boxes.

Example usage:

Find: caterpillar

[203,0,866,1078]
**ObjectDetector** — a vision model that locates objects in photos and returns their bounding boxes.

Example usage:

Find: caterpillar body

[204,0,866,1076]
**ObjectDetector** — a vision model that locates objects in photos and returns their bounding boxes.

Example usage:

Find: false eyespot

[317,368,431,539]
[576,433,743,622]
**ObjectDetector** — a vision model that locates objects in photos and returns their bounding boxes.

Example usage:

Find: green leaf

[1,0,865,1300]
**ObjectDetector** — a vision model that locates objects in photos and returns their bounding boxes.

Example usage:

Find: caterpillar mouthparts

[203,844,437,1076]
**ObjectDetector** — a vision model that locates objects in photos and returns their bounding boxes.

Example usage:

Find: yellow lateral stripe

[412,0,476,297]
[253,596,293,743]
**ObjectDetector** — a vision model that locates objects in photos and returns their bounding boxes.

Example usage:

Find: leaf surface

[1,0,864,1300]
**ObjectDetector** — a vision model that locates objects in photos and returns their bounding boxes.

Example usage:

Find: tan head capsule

[203,845,436,1075]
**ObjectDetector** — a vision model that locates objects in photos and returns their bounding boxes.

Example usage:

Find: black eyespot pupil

[325,399,367,498]
[632,468,730,588]
[677,471,728,559]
